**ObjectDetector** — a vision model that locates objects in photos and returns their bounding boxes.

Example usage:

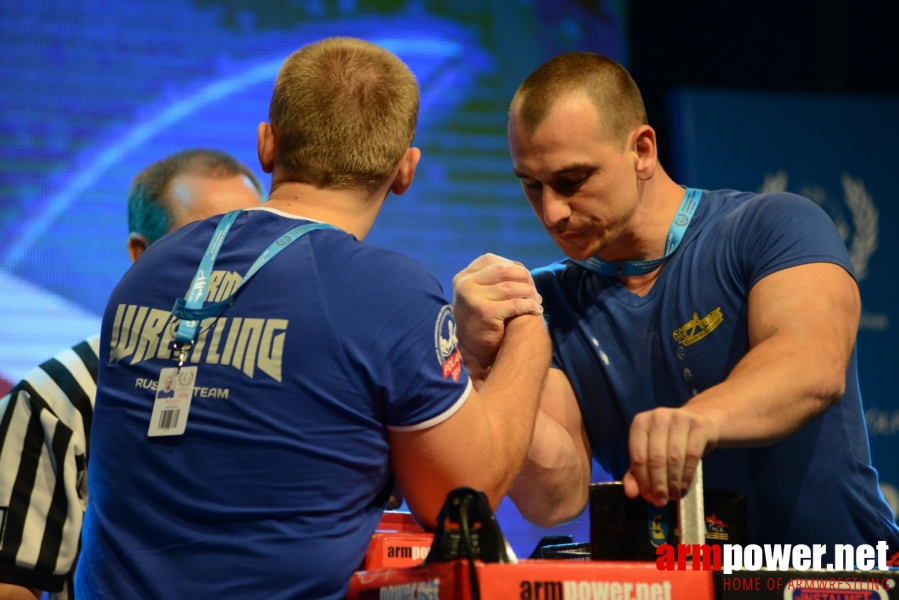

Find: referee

[0,149,262,600]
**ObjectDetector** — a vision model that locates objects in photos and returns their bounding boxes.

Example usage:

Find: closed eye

[553,175,588,194]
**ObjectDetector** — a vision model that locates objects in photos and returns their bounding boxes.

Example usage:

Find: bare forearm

[686,262,860,448]
[457,338,491,390]
[624,264,859,507]
[510,410,590,527]
[686,334,848,447]
[389,315,550,530]
[476,315,551,505]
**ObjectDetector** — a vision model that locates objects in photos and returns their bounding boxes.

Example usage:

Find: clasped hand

[452,253,543,383]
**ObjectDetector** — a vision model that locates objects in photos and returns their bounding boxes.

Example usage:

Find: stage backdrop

[668,89,899,521]
[0,1,626,556]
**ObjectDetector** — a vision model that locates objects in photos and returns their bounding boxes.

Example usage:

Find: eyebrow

[513,163,595,179]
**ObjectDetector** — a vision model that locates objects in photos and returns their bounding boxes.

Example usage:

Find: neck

[264,180,388,240]
[598,169,688,263]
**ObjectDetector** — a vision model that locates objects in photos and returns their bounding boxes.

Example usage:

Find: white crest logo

[433,305,458,363]
[761,172,879,280]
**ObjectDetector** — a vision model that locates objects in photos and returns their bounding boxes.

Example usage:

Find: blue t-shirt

[77,207,471,599]
[534,189,899,549]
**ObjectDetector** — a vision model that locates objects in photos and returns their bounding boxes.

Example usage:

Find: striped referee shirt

[0,335,99,600]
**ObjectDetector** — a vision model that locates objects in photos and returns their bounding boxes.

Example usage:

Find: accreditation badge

[148,366,197,437]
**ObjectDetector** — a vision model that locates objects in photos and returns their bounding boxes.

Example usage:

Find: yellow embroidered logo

[672,307,724,346]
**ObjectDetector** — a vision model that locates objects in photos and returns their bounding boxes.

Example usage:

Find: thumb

[622,470,640,499]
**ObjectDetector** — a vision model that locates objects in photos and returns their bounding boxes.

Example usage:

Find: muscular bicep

[388,385,494,530]
[748,262,860,358]
[509,368,593,526]
[539,368,592,472]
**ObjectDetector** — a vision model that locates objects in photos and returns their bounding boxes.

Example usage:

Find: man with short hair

[155,375,175,399]
[75,38,550,599]
[453,52,899,551]
[0,148,263,600]
[126,149,265,260]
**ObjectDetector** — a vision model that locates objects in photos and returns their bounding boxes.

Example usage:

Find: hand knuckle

[648,453,667,468]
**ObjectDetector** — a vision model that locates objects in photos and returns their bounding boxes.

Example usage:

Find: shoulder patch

[434,306,462,382]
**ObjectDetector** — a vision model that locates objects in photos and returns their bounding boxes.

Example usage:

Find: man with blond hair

[75,38,549,599]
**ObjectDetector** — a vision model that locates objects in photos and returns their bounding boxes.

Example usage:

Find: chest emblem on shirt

[672,307,723,346]
[434,305,462,382]
[648,508,669,548]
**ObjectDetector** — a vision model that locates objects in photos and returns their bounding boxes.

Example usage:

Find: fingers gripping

[452,254,545,382]
[627,408,715,507]
[453,254,542,323]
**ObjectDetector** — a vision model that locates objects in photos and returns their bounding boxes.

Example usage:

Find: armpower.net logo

[655,542,897,574]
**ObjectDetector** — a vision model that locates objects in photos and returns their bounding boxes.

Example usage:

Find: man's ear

[632,125,658,181]
[389,147,421,196]
[257,122,276,174]
[127,233,149,263]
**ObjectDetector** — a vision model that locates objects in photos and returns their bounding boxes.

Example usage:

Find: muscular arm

[508,368,592,527]
[624,262,861,505]
[388,314,551,530]
[450,253,591,528]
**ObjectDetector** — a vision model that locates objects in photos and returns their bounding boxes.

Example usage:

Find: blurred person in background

[0,148,264,600]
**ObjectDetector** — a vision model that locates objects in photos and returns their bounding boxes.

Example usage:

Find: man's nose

[542,188,571,228]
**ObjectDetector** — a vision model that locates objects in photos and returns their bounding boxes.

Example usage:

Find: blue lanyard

[573,188,702,276]
[171,210,337,346]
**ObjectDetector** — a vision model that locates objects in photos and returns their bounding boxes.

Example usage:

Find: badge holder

[424,487,516,600]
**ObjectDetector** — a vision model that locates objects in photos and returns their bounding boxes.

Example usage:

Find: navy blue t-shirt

[534,189,899,549]
[77,207,471,599]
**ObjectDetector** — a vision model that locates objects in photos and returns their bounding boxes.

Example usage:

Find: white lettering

[377,579,440,599]
[764,544,791,570]
[560,581,672,600]
[877,541,890,570]
[835,544,853,570]
[792,544,810,570]
[857,544,875,570]
[744,545,762,570]
[812,544,825,570]
[610,581,622,600]
[724,544,743,574]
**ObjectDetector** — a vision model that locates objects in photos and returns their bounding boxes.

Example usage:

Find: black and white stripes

[0,335,99,600]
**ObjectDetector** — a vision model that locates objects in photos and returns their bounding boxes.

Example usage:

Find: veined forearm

[686,333,847,448]
[476,315,551,504]
[510,409,590,527]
